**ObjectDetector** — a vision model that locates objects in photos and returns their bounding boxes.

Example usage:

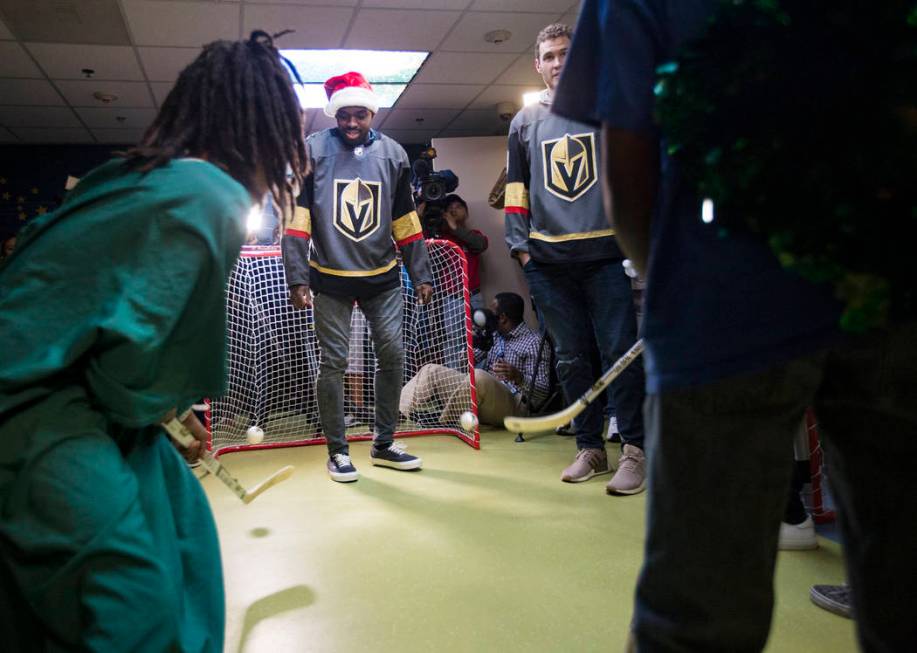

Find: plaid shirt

[475,321,550,405]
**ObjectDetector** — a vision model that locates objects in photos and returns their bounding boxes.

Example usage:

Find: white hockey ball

[246,426,265,445]
[460,411,478,433]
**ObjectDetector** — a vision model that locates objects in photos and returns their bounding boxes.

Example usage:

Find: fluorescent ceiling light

[280,49,429,110]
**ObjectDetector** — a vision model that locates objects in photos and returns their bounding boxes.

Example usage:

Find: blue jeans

[634,320,917,651]
[313,288,404,455]
[524,258,645,450]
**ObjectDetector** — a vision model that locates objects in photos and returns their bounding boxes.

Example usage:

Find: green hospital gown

[0,158,250,651]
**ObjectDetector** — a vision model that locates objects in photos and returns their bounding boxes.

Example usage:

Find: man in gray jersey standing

[504,23,646,495]
[283,72,433,483]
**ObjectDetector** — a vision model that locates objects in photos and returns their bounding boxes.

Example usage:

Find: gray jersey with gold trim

[504,91,624,264]
[282,128,431,298]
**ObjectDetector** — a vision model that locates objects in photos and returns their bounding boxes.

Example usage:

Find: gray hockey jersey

[282,128,432,297]
[504,90,624,264]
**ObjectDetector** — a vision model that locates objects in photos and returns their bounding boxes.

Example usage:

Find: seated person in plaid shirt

[400,292,550,427]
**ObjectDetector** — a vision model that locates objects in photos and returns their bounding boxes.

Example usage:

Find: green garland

[655,0,917,331]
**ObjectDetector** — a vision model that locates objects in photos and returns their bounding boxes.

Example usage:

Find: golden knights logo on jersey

[541,132,598,202]
[333,178,382,242]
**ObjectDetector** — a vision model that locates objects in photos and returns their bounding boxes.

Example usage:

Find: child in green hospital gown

[0,32,306,651]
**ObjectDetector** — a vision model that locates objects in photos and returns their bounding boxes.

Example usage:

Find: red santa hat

[323,71,380,118]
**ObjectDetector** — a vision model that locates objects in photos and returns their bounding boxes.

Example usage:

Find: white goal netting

[208,239,479,455]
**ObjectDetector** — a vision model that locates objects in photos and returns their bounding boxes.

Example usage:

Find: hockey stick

[503,339,644,434]
[162,418,294,504]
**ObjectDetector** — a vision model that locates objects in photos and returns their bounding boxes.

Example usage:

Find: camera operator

[438,194,488,311]
[400,292,549,427]
[418,195,488,310]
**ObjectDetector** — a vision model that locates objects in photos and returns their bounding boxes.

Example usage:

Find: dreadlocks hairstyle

[124,30,306,216]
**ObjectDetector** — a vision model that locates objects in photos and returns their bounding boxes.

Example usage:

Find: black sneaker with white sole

[370,441,422,470]
[327,453,358,482]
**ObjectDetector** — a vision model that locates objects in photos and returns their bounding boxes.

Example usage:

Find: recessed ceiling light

[484,29,512,44]
[92,91,118,104]
[522,91,541,107]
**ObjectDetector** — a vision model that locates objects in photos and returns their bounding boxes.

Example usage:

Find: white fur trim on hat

[324,86,379,117]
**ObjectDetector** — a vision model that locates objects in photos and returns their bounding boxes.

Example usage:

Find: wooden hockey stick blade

[162,418,293,503]
[241,465,295,504]
[503,339,644,434]
[163,418,248,501]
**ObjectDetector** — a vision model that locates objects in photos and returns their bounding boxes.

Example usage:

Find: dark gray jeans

[633,320,917,651]
[313,287,404,456]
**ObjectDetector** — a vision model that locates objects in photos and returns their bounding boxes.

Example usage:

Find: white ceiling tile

[149,81,173,107]
[562,10,580,25]
[1,0,131,45]
[447,108,508,132]
[136,47,200,82]
[470,0,573,12]
[382,108,458,130]
[74,107,157,129]
[436,128,492,138]
[345,9,460,51]
[9,127,94,144]
[242,5,353,49]
[244,0,356,6]
[0,127,17,142]
[0,42,43,78]
[393,83,483,109]
[377,128,438,144]
[412,51,517,85]
[440,12,548,53]
[0,17,14,40]
[301,108,319,132]
[363,0,470,8]
[0,79,64,105]
[90,128,146,144]
[493,53,542,84]
[311,112,337,131]
[122,0,240,47]
[26,43,143,80]
[0,106,81,128]
[467,83,536,110]
[54,80,154,107]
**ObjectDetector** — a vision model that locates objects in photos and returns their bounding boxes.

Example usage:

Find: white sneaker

[779,515,818,550]
[604,416,621,442]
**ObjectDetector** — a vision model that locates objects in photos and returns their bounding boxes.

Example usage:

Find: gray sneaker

[606,444,646,495]
[810,584,853,619]
[561,448,610,482]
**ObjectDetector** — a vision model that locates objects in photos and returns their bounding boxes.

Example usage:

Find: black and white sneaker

[327,453,358,482]
[810,583,853,619]
[370,441,423,470]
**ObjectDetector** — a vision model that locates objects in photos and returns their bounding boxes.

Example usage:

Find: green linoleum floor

[203,429,857,652]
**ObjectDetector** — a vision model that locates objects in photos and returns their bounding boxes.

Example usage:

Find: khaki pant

[400,364,527,428]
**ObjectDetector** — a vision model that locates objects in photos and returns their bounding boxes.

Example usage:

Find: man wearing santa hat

[282,71,434,482]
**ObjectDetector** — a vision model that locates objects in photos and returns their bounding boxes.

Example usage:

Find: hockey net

[208,239,479,455]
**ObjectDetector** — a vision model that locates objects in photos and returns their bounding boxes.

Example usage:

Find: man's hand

[160,408,208,465]
[492,359,522,385]
[290,284,312,309]
[416,283,433,305]
[517,252,531,267]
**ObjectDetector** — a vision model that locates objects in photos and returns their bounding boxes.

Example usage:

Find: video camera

[412,147,459,238]
[412,147,459,202]
[471,308,498,351]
